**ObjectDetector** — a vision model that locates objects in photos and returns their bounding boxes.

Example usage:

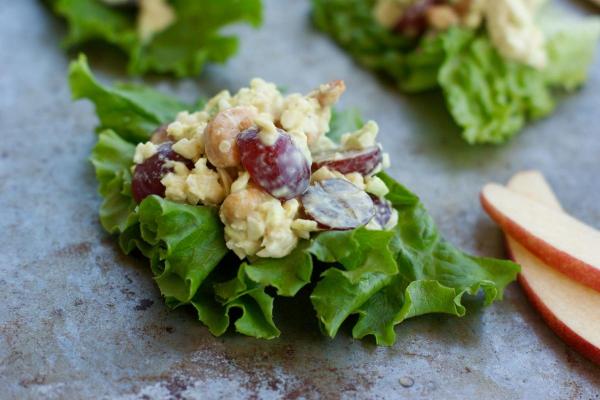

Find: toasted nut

[426,5,459,31]
[454,0,472,17]
[217,167,234,197]
[373,0,405,29]
[150,124,169,144]
[312,80,346,107]
[204,106,257,168]
[220,186,271,225]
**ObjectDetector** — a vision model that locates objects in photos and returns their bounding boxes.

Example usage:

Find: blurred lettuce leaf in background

[48,0,262,77]
[312,0,600,144]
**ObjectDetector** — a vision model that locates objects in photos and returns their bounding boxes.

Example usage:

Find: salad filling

[374,0,547,69]
[132,79,396,259]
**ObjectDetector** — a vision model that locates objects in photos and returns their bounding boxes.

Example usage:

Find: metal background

[1,0,600,398]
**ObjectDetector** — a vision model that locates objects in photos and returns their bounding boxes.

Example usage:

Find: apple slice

[506,170,563,211]
[481,182,600,292]
[506,170,600,365]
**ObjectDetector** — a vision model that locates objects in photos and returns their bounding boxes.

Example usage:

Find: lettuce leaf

[243,242,313,297]
[49,0,137,51]
[541,15,600,91]
[311,0,441,93]
[79,62,519,343]
[327,108,365,143]
[69,54,189,142]
[211,264,281,339]
[129,0,262,77]
[137,195,228,304]
[350,173,519,345]
[438,29,555,144]
[90,130,136,233]
[308,173,519,344]
[199,244,314,338]
[312,0,599,144]
[309,228,398,337]
[49,0,262,77]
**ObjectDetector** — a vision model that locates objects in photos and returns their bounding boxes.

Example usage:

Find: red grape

[131,142,194,203]
[312,146,382,176]
[372,196,393,228]
[394,0,442,37]
[301,179,374,230]
[237,127,310,200]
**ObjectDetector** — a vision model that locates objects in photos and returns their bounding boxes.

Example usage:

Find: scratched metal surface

[2,0,600,399]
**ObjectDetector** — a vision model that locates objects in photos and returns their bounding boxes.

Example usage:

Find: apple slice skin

[480,186,600,293]
[508,241,600,366]
[505,170,600,365]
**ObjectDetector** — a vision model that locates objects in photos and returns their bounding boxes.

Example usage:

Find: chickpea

[204,106,257,168]
[220,186,271,225]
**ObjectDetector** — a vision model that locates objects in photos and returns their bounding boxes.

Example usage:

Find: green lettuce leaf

[327,108,365,143]
[129,0,262,77]
[69,54,189,142]
[210,264,280,339]
[49,0,137,51]
[541,15,600,90]
[311,0,441,93]
[90,130,136,233]
[196,244,313,339]
[137,195,228,304]
[438,29,555,144]
[309,228,398,337]
[50,0,262,77]
[243,242,313,297]
[400,32,447,93]
[350,173,520,345]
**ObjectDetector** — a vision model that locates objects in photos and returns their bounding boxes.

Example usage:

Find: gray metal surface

[1,0,600,398]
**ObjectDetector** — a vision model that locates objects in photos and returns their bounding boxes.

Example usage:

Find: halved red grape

[131,142,194,203]
[372,196,393,228]
[301,179,374,230]
[237,127,310,200]
[394,0,442,37]
[312,146,382,176]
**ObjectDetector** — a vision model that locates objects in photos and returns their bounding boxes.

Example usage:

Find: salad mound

[312,0,600,144]
[72,55,519,344]
[131,75,396,260]
[46,0,262,77]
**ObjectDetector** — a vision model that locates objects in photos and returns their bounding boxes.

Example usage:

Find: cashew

[311,80,346,107]
[204,106,257,168]
[426,5,460,31]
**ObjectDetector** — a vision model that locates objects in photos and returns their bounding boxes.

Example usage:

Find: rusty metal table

[1,0,600,398]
